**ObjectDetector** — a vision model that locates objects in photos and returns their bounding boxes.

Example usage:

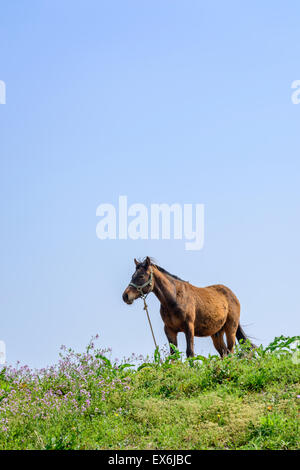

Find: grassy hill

[0,335,299,450]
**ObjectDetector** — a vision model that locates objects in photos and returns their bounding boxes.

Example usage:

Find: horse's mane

[138,257,186,282]
[154,264,186,282]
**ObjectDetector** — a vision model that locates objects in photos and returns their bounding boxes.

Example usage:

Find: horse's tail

[236,324,256,349]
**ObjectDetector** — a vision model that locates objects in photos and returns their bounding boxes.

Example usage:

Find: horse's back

[206,284,240,309]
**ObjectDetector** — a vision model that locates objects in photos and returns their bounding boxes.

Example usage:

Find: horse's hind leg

[224,321,239,354]
[223,291,240,354]
[211,330,229,358]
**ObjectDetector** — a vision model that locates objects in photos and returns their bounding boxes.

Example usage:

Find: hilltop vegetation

[0,335,299,450]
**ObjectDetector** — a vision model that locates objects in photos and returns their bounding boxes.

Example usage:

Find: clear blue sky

[0,1,299,368]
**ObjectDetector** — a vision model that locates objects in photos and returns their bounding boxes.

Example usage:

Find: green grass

[0,336,299,450]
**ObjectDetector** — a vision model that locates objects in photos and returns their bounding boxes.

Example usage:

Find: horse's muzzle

[122,290,134,304]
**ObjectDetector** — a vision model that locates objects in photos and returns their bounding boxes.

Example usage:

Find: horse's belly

[195,325,224,337]
[194,304,228,337]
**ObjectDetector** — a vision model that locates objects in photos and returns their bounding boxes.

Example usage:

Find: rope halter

[129,267,153,299]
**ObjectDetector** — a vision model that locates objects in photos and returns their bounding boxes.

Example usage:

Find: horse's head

[122,256,153,305]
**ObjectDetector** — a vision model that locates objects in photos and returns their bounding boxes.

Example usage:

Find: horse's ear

[134,258,139,267]
[144,256,151,268]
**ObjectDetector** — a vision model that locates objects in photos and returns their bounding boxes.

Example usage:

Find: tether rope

[129,267,158,349]
[140,292,158,349]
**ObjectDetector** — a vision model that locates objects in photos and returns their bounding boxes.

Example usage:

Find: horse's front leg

[184,321,195,358]
[164,325,178,355]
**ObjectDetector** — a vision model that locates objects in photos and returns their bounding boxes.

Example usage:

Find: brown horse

[122,257,254,357]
